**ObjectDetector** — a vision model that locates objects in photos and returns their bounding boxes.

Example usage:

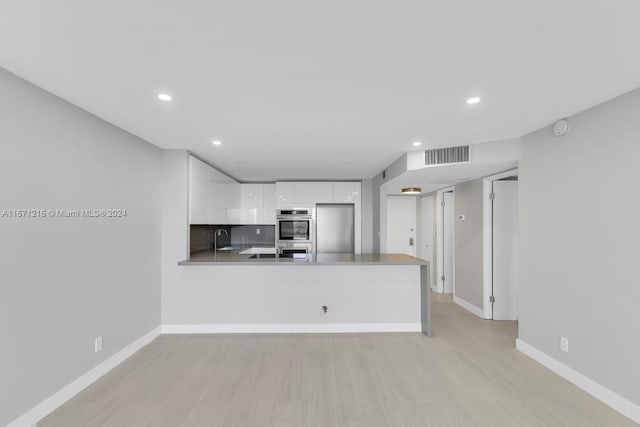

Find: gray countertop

[179,251,429,266]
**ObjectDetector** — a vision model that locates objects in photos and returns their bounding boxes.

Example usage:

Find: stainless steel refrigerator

[315,204,355,254]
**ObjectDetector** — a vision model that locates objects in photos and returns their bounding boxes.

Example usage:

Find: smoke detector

[553,119,570,136]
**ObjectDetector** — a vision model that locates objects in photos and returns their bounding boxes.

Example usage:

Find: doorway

[483,170,518,320]
[386,196,417,256]
[436,187,455,294]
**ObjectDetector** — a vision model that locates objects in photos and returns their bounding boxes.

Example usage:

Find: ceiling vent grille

[424,145,470,166]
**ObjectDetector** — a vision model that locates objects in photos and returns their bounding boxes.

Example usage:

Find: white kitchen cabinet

[189,156,239,224]
[294,182,313,203]
[333,181,359,203]
[276,182,295,205]
[312,182,333,203]
[240,184,264,224]
[189,157,209,224]
[276,181,313,207]
[263,184,276,224]
[238,183,277,225]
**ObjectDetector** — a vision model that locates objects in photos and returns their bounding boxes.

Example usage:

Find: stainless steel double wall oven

[276,209,313,257]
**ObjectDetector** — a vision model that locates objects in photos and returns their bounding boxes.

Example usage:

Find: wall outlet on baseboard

[94,336,103,353]
[560,336,569,352]
[321,305,328,317]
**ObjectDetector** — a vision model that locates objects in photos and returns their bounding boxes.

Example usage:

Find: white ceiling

[2,1,640,181]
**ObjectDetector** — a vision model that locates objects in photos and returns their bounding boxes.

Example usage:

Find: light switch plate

[94,336,103,353]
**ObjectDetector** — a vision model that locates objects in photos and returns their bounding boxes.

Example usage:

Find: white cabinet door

[189,157,208,224]
[213,182,240,224]
[294,182,313,203]
[276,182,295,205]
[263,184,276,224]
[240,184,264,224]
[333,182,357,203]
[312,182,333,203]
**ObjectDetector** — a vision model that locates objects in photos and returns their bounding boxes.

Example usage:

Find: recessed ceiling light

[466,97,481,105]
[412,141,422,147]
[212,140,222,146]
[157,93,172,101]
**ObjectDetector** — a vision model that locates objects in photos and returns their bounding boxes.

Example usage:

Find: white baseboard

[453,296,486,318]
[7,327,161,427]
[516,339,640,424]
[162,322,421,334]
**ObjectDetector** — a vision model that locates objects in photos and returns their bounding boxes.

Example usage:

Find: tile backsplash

[190,224,275,254]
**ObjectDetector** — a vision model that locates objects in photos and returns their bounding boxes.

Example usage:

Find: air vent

[424,145,470,166]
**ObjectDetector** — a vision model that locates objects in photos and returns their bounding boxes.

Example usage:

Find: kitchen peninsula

[170,155,431,336]
[168,252,431,336]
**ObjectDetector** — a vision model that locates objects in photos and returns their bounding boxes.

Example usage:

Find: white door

[492,180,518,320]
[420,196,434,262]
[386,196,416,256]
[441,191,454,294]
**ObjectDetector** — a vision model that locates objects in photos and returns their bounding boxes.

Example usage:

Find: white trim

[435,186,455,294]
[482,168,518,319]
[482,178,493,319]
[516,339,640,424]
[162,322,421,334]
[453,296,485,318]
[7,327,161,427]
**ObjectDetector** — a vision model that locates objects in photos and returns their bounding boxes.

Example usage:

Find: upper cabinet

[239,183,276,225]
[189,156,239,224]
[190,158,359,228]
[312,182,333,203]
[240,183,264,224]
[263,184,276,224]
[190,156,277,225]
[333,182,359,203]
[293,182,313,203]
[277,181,361,207]
[275,181,313,206]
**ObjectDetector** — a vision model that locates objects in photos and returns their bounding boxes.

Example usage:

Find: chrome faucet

[214,229,229,254]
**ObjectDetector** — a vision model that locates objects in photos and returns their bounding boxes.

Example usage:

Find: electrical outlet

[321,305,328,317]
[256,228,261,235]
[560,336,569,352]
[94,336,103,353]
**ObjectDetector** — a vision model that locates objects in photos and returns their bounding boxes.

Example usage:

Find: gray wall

[454,179,484,309]
[519,88,640,406]
[0,68,162,425]
[360,178,374,253]
[371,154,409,253]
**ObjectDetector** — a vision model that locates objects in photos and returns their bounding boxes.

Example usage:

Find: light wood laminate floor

[40,293,636,426]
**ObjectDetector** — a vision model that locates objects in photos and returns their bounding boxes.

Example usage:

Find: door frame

[436,186,455,293]
[482,169,518,319]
